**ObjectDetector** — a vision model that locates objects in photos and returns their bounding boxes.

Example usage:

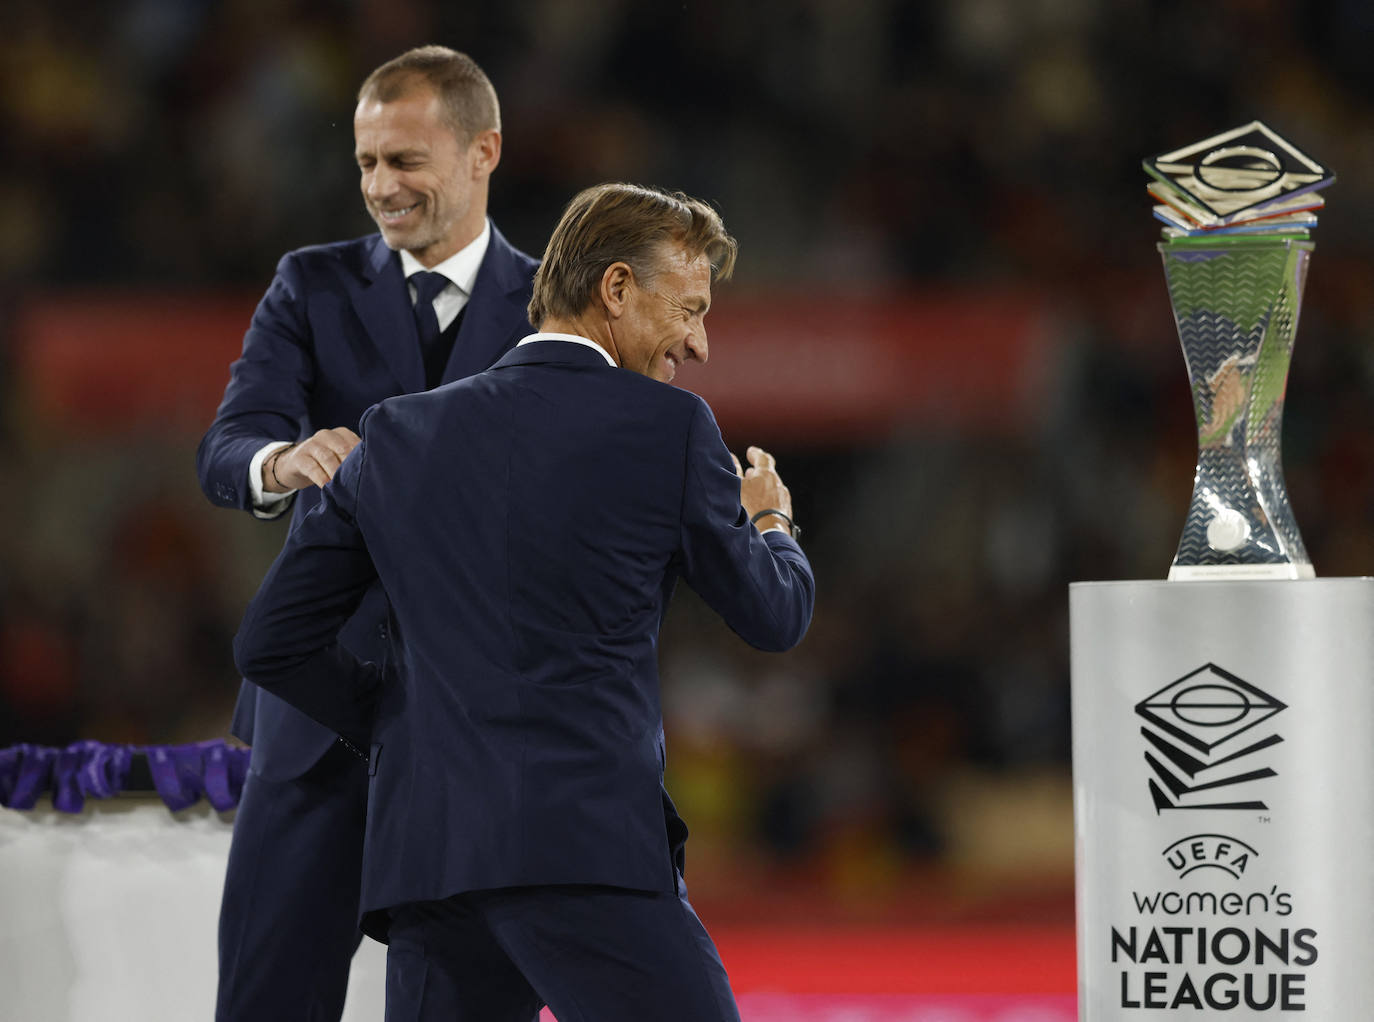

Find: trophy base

[1071,577,1374,1018]
[1168,561,1315,581]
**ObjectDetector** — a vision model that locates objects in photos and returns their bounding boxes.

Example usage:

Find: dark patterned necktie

[410,271,449,360]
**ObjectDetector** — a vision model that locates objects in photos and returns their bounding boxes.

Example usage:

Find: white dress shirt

[248,222,494,517]
[399,218,491,331]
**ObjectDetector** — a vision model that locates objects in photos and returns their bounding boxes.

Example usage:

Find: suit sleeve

[196,252,315,512]
[232,420,379,750]
[678,399,815,652]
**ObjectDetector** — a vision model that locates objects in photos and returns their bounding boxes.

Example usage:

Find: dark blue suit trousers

[385,880,740,1022]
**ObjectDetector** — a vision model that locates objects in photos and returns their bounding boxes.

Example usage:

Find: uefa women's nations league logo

[1135,663,1287,812]
[1145,121,1331,222]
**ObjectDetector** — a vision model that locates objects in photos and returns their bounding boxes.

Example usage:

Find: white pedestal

[0,796,386,1021]
[1070,579,1374,1019]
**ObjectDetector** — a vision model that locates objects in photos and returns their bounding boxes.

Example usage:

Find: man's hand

[733,445,794,535]
[263,427,362,492]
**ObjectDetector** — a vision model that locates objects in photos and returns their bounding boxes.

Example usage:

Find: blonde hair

[529,183,737,327]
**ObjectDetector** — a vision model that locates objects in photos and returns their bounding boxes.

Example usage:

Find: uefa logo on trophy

[1145,122,1334,579]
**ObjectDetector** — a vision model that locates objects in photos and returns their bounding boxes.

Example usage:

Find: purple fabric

[77,741,134,799]
[146,742,209,811]
[0,745,20,807]
[202,739,248,812]
[53,744,88,813]
[0,745,58,810]
[0,740,250,813]
[48,740,136,812]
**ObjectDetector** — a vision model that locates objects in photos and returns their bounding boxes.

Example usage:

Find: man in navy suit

[197,46,538,1021]
[233,182,815,1021]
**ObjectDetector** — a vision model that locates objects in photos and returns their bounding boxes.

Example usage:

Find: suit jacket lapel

[442,224,534,383]
[354,235,425,393]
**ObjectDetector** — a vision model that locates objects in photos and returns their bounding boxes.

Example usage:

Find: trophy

[1146,121,1334,579]
[1068,128,1356,1022]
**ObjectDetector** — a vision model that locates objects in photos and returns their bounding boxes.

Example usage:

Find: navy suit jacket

[233,340,815,936]
[198,225,538,780]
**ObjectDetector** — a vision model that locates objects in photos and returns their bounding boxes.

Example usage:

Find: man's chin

[375,223,430,252]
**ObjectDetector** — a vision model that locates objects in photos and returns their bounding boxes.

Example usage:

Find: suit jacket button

[378,624,388,640]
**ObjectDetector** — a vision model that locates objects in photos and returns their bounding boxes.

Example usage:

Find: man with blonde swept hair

[199,45,538,1020]
[233,183,814,1020]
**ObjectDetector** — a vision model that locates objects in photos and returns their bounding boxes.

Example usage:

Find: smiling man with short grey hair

[198,45,538,1021]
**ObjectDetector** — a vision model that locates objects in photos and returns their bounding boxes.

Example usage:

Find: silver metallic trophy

[1145,122,1334,579]
[1069,126,1355,1022]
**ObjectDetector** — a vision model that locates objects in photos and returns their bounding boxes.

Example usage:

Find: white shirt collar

[398,219,492,295]
[517,332,618,367]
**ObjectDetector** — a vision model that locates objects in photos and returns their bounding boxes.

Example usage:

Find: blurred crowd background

[4,0,1374,925]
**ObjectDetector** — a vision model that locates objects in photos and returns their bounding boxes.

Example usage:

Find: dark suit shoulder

[368,349,717,446]
[360,380,469,435]
[498,240,539,278]
[277,234,384,277]
[617,371,717,423]
[506,344,717,424]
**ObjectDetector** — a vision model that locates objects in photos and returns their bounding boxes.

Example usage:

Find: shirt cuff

[249,441,296,520]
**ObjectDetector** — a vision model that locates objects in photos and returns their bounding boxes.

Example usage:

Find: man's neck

[539,315,619,366]
[407,207,489,268]
[400,220,491,289]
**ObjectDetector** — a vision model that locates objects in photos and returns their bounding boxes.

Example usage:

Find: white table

[0,796,386,1020]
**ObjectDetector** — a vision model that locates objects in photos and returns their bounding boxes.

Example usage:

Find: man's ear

[470,129,501,177]
[599,262,634,319]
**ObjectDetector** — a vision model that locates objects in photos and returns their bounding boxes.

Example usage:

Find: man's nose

[366,165,397,201]
[686,328,708,365]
